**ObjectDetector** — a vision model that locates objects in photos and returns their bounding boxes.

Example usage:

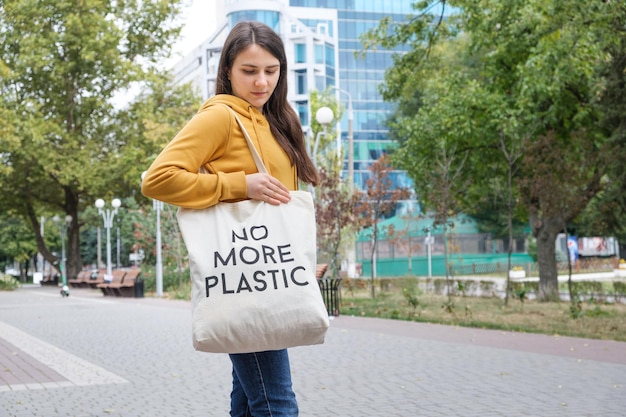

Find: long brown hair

[216,21,319,185]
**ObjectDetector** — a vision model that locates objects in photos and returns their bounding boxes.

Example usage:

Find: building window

[296,101,309,127]
[315,75,325,91]
[229,11,280,33]
[294,44,306,63]
[295,69,307,94]
[315,44,324,64]
[325,43,335,66]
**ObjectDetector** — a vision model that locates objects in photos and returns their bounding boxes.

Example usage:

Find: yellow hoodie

[141,95,296,209]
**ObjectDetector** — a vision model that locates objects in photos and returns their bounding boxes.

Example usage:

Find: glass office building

[172,0,419,193]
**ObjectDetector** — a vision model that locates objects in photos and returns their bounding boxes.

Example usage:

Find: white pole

[427,229,433,278]
[105,221,112,281]
[333,87,354,189]
[116,226,121,268]
[97,227,102,269]
[96,199,120,282]
[38,216,45,273]
[141,172,164,297]
[61,229,66,285]
[347,99,353,190]
[155,200,163,297]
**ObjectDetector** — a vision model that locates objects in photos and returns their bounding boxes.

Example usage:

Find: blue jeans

[229,349,299,417]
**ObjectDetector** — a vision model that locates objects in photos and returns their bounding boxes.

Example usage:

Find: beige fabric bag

[177,107,329,353]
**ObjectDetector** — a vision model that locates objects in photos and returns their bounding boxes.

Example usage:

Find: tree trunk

[505,161,514,307]
[25,188,83,281]
[533,217,561,302]
[27,208,58,273]
[64,187,82,280]
[66,218,81,280]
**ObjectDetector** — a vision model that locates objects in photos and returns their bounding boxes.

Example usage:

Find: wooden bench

[67,270,92,288]
[97,270,127,296]
[316,264,328,280]
[110,268,142,298]
[40,273,58,286]
[88,270,106,289]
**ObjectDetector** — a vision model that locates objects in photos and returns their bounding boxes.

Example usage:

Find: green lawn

[339,277,626,342]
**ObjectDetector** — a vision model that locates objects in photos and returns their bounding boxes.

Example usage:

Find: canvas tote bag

[177,107,330,353]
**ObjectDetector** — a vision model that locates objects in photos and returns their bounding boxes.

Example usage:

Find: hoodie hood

[202,94,263,124]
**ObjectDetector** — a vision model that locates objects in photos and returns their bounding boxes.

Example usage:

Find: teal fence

[358,253,534,278]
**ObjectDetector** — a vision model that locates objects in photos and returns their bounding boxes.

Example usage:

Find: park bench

[40,272,58,286]
[316,264,328,280]
[109,268,142,297]
[97,269,127,296]
[87,270,107,289]
[67,270,92,288]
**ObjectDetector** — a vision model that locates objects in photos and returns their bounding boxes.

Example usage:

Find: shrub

[0,274,19,291]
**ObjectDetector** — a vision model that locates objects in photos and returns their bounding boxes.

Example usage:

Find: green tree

[362,0,625,301]
[0,213,39,280]
[0,0,195,279]
[315,168,360,278]
[309,88,361,279]
[358,154,410,298]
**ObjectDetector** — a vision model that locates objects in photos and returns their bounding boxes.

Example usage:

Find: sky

[113,2,218,107]
[169,1,218,65]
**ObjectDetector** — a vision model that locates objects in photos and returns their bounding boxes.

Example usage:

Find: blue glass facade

[290,0,414,191]
[201,1,422,192]
[229,10,281,33]
[290,0,415,14]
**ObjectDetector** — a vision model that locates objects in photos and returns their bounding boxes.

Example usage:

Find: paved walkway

[0,285,624,417]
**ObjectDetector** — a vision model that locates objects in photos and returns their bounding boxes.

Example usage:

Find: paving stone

[0,285,624,417]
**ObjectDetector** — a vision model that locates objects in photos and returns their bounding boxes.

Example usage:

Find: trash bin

[134,279,144,298]
[318,278,342,316]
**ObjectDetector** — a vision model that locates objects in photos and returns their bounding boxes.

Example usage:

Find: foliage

[0,274,19,291]
[131,199,188,289]
[0,0,197,280]
[139,262,189,298]
[613,281,626,303]
[314,168,360,277]
[361,0,626,302]
[357,154,411,297]
[308,88,359,277]
[402,286,421,318]
[0,212,39,279]
[385,210,425,275]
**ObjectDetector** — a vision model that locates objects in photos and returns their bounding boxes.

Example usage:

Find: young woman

[141,21,318,417]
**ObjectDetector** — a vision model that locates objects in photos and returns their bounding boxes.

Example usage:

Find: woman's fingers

[246,173,291,205]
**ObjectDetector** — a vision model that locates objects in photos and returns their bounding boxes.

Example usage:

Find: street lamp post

[334,87,354,189]
[141,172,163,297]
[95,198,121,282]
[153,199,164,297]
[312,106,334,168]
[53,214,72,296]
[332,88,357,279]
[333,87,354,190]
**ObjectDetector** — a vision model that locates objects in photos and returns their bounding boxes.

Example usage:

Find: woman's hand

[246,173,291,205]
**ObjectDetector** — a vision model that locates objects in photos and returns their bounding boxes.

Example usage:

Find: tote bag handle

[224,106,268,175]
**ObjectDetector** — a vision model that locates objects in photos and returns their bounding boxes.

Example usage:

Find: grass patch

[340,277,626,342]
